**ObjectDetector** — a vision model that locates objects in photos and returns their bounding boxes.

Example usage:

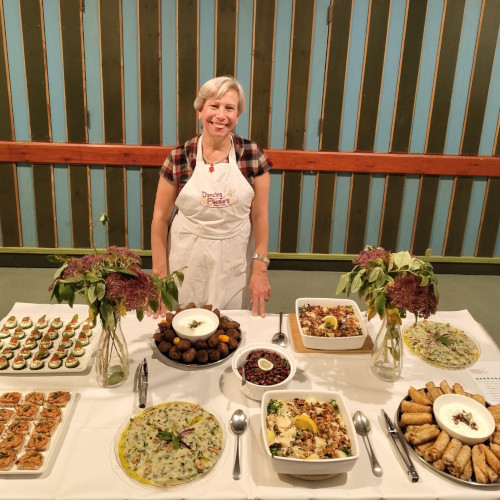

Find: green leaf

[374,293,386,318]
[351,270,366,293]
[136,308,144,322]
[393,251,411,269]
[87,284,97,304]
[96,281,106,300]
[368,267,381,283]
[336,273,350,294]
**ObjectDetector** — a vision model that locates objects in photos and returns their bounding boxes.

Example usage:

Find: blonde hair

[194,76,246,114]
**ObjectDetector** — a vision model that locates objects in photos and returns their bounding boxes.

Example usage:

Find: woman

[151,76,272,317]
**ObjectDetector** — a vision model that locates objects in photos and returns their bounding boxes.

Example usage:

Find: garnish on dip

[452,410,478,430]
[189,320,203,330]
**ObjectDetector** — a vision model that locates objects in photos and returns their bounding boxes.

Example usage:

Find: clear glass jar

[370,315,403,382]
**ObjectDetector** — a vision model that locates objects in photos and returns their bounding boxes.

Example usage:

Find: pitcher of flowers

[49,247,183,388]
[337,246,438,382]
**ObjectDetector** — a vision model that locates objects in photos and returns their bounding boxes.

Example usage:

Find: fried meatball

[158,341,172,353]
[227,337,239,350]
[212,308,221,318]
[194,339,208,350]
[185,302,196,309]
[201,304,213,311]
[168,346,182,360]
[207,333,220,349]
[218,317,230,329]
[153,331,164,343]
[195,350,209,364]
[175,307,184,314]
[177,339,192,351]
[182,347,196,363]
[217,342,229,358]
[207,349,220,362]
[159,328,176,342]
[226,328,240,340]
[225,320,240,329]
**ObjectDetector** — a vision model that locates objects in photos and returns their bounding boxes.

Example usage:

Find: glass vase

[95,317,130,388]
[370,316,403,382]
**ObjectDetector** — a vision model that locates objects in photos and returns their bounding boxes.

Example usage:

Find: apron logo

[200,189,238,208]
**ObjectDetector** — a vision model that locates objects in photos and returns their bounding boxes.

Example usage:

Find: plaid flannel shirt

[159,133,272,189]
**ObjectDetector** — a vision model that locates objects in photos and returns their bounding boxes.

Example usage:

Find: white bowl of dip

[172,308,219,341]
[433,394,495,446]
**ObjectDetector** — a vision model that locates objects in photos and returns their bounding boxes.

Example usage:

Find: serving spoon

[271,312,288,347]
[230,409,248,480]
[353,410,383,477]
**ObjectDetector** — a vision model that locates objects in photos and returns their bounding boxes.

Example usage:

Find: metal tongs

[382,410,419,482]
[138,358,148,408]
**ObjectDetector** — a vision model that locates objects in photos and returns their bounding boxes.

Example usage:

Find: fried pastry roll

[409,424,441,446]
[400,412,434,427]
[408,386,432,406]
[452,383,467,396]
[459,460,473,481]
[432,459,446,471]
[490,443,500,459]
[479,443,500,473]
[491,431,500,446]
[439,380,453,394]
[428,387,443,402]
[486,464,499,483]
[472,444,488,483]
[414,441,434,457]
[425,430,450,462]
[442,438,462,466]
[452,445,472,476]
[488,404,500,423]
[470,393,486,406]
[401,401,433,414]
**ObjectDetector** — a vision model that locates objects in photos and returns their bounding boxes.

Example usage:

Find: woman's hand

[250,263,271,317]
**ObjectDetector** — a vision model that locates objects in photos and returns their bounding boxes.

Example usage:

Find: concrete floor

[1,267,499,348]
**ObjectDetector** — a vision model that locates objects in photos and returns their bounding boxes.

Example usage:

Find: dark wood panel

[355,0,390,151]
[321,0,352,151]
[279,171,302,252]
[476,178,500,257]
[412,175,439,255]
[0,0,13,141]
[60,0,87,142]
[346,173,370,253]
[141,167,159,250]
[285,0,314,149]
[3,141,500,176]
[443,177,473,256]
[105,166,126,247]
[32,163,56,247]
[390,0,427,152]
[0,164,21,246]
[139,0,161,145]
[68,165,90,248]
[100,0,124,144]
[250,0,275,148]
[216,0,237,76]
[177,0,198,144]
[379,174,405,251]
[20,0,50,141]
[426,0,465,154]
[461,0,500,155]
[312,172,336,253]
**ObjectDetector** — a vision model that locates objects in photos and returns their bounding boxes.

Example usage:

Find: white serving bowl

[261,390,359,477]
[231,343,296,401]
[171,308,219,341]
[295,298,368,350]
[433,394,495,446]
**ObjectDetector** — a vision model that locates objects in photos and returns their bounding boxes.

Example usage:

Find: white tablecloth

[1,302,500,499]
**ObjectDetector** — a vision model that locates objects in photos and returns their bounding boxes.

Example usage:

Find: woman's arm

[250,171,271,317]
[150,177,177,316]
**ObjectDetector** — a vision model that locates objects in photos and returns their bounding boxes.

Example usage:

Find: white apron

[168,135,255,309]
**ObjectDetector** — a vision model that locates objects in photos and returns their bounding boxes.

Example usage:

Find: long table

[1,302,500,499]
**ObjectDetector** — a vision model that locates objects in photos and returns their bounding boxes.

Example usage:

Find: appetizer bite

[400,380,500,484]
[19,316,33,329]
[4,316,17,329]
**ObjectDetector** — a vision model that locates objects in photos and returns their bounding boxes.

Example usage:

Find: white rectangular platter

[0,388,77,475]
[0,303,100,374]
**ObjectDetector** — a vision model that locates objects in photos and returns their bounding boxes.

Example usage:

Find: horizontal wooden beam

[0,140,499,176]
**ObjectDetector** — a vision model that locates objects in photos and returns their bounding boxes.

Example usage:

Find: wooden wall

[0,0,499,262]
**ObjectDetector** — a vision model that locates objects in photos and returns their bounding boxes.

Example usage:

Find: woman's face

[198,89,239,141]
